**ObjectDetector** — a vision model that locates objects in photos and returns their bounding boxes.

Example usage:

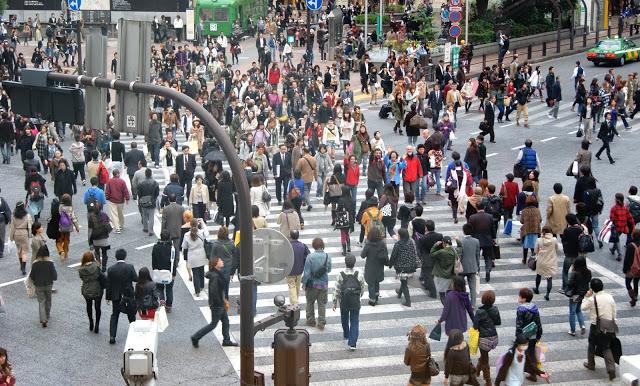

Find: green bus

[195,0,267,37]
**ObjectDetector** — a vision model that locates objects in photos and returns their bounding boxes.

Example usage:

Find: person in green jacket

[430,236,461,304]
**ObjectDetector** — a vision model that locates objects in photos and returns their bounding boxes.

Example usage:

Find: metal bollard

[542,41,547,57]
[583,32,587,47]
[482,54,486,69]
[608,23,611,38]
[527,44,532,59]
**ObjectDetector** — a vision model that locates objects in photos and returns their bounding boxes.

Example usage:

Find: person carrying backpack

[56,193,79,261]
[332,254,365,350]
[360,196,384,239]
[626,185,640,227]
[623,229,640,307]
[24,166,47,221]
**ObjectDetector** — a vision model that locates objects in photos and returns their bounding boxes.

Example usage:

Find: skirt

[522,233,538,249]
[409,371,430,386]
[434,276,452,293]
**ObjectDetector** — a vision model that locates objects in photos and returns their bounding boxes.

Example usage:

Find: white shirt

[174,18,184,29]
[217,35,228,48]
[505,349,526,386]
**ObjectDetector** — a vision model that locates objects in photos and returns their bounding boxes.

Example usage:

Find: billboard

[7,0,60,10]
[110,0,189,12]
[7,0,189,11]
[80,0,110,10]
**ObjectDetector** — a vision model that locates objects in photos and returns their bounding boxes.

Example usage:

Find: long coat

[545,193,571,235]
[216,180,235,217]
[361,239,389,285]
[534,233,559,278]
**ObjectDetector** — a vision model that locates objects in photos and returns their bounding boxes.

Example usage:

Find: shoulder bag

[594,294,619,335]
[152,244,175,285]
[424,346,440,377]
[328,175,342,197]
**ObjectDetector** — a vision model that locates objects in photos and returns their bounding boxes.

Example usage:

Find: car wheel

[619,56,625,66]
[593,61,599,67]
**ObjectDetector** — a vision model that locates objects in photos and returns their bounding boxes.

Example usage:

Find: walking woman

[390,228,420,307]
[78,251,103,334]
[9,202,32,275]
[623,229,640,306]
[30,222,47,263]
[520,195,541,265]
[191,256,237,348]
[533,225,559,301]
[392,93,406,135]
[0,347,16,386]
[336,185,355,255]
[379,183,399,239]
[29,245,57,328]
[190,175,210,220]
[609,192,635,261]
[473,290,501,385]
[404,324,433,386]
[135,267,160,320]
[56,193,79,262]
[436,275,474,336]
[566,256,592,336]
[443,329,478,386]
[88,202,112,272]
[216,170,235,228]
[182,218,209,297]
[446,160,467,224]
[277,201,301,238]
[360,226,389,306]
[288,170,306,227]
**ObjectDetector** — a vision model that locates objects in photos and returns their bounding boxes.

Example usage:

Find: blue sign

[68,0,81,11]
[306,0,322,11]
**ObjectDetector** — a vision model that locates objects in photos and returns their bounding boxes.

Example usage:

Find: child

[332,253,365,351]
[494,336,530,386]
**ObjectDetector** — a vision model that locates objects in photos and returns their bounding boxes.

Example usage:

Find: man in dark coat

[175,145,197,201]
[0,112,15,164]
[427,84,444,127]
[468,202,495,282]
[272,144,292,205]
[53,160,77,199]
[123,142,145,183]
[417,220,443,298]
[106,249,138,344]
[480,95,496,143]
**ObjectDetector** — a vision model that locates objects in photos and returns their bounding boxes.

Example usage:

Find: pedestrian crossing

[119,132,638,385]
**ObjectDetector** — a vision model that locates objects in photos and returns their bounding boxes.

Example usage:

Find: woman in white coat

[249,174,270,217]
[340,110,355,154]
[445,160,467,224]
[159,140,178,181]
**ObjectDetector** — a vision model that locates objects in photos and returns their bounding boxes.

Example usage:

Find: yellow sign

[604,0,609,30]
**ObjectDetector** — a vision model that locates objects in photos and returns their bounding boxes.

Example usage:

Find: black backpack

[484,196,503,221]
[584,188,604,214]
[340,271,362,311]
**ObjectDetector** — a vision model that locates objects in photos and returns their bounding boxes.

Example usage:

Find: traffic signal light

[272,328,310,386]
[2,81,85,124]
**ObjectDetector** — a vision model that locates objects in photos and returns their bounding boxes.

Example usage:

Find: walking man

[548,76,562,119]
[105,169,130,234]
[302,238,331,330]
[595,112,619,164]
[333,253,365,350]
[137,168,159,236]
[287,230,310,305]
[106,249,137,344]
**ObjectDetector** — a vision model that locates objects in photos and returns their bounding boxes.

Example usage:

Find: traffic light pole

[43,71,256,385]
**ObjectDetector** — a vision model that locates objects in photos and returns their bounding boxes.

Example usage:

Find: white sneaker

[349,346,356,351]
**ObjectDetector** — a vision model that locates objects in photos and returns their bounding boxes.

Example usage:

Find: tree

[475,0,489,15]
[0,0,6,15]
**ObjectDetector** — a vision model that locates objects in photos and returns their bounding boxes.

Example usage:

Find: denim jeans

[461,273,477,307]
[402,180,417,197]
[367,279,380,301]
[0,141,10,163]
[367,180,384,198]
[148,143,160,166]
[316,173,327,197]
[156,282,174,307]
[408,136,418,145]
[431,169,442,194]
[416,176,427,202]
[569,297,585,333]
[304,182,312,206]
[340,306,360,348]
[348,185,357,203]
[192,306,231,343]
[562,256,576,291]
[359,152,369,174]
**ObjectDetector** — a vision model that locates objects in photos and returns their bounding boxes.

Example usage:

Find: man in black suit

[480,95,496,143]
[109,131,126,164]
[123,142,146,184]
[175,145,197,201]
[435,59,445,87]
[106,249,138,344]
[359,55,373,94]
[416,220,443,298]
[468,202,496,282]
[442,64,454,86]
[255,32,267,65]
[427,84,444,127]
[272,144,292,205]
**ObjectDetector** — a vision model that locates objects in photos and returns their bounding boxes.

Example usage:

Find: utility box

[272,328,310,386]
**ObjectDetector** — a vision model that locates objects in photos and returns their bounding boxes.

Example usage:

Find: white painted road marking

[540,136,557,142]
[0,277,26,288]
[486,153,498,158]
[135,243,156,250]
[511,145,525,150]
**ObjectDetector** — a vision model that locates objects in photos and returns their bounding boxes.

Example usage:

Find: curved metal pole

[46,72,256,385]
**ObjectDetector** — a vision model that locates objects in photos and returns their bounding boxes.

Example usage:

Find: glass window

[597,40,621,50]
[214,8,229,22]
[200,8,212,21]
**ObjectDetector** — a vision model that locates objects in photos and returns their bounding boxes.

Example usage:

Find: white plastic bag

[154,306,169,332]
[0,294,6,313]
[6,240,16,257]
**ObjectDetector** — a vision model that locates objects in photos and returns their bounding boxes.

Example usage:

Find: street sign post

[306,0,322,11]
[449,25,461,39]
[444,42,452,63]
[253,228,294,284]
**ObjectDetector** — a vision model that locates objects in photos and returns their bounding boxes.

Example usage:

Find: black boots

[346,239,351,252]
[342,244,347,256]
[629,289,638,307]
[19,260,26,275]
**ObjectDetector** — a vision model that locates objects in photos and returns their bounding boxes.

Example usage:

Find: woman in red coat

[267,63,280,89]
[500,173,520,225]
[610,192,635,260]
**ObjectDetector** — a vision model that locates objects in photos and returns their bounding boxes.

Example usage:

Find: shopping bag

[503,219,513,236]
[6,240,16,257]
[598,220,613,243]
[469,327,480,356]
[0,295,6,313]
[25,276,35,298]
[429,323,442,341]
[154,306,169,332]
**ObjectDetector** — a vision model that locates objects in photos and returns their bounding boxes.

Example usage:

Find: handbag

[527,256,537,271]
[449,131,456,141]
[566,160,579,177]
[154,305,170,332]
[522,321,538,339]
[328,176,342,197]
[425,352,440,377]
[576,127,584,137]
[453,248,463,275]
[380,203,393,217]
[594,294,619,334]
[25,276,35,298]
[261,186,272,203]
[429,323,442,341]
[513,163,525,178]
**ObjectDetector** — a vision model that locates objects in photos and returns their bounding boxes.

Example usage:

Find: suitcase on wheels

[378,103,392,119]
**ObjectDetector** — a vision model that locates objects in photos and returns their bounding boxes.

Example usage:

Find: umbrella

[203,149,226,163]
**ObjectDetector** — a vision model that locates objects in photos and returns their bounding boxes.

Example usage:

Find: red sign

[449,11,462,23]
[450,0,462,5]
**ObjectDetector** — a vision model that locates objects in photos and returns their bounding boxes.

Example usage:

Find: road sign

[449,24,462,39]
[253,228,294,284]
[68,0,81,11]
[70,11,81,21]
[126,115,136,128]
[306,0,322,11]
[451,45,461,69]
[449,11,462,23]
[449,6,462,11]
[450,0,462,5]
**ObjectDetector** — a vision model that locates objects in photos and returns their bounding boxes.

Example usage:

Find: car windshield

[597,41,621,50]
